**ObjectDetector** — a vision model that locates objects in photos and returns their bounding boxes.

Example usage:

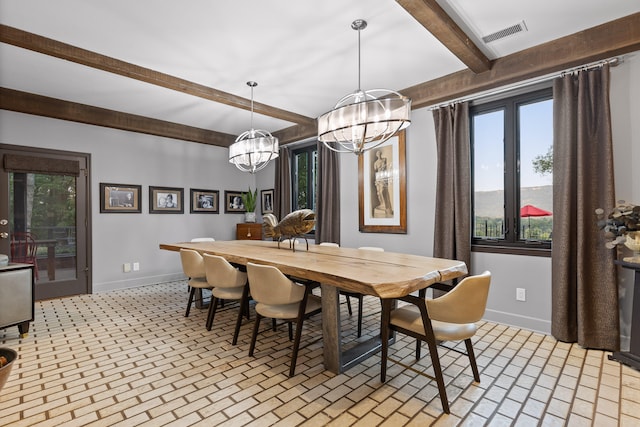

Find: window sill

[472,243,551,257]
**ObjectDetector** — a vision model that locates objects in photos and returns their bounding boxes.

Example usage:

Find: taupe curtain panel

[274,145,291,221]
[315,141,340,245]
[432,102,471,272]
[552,65,619,350]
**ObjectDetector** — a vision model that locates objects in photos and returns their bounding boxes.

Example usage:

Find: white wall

[0,54,637,340]
[0,114,264,291]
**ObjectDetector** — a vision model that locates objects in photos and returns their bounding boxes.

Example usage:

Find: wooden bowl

[0,347,18,393]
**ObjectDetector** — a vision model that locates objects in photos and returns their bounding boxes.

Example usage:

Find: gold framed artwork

[149,186,184,214]
[100,183,141,213]
[358,130,407,233]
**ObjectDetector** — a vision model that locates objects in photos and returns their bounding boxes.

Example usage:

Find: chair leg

[357,294,363,337]
[272,318,277,331]
[289,286,312,377]
[465,338,481,382]
[425,337,449,414]
[345,294,353,315]
[415,339,421,360]
[288,322,293,341]
[233,285,250,345]
[249,313,263,357]
[185,287,196,317]
[380,299,393,382]
[206,296,219,331]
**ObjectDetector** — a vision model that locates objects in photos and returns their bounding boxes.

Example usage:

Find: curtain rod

[428,56,622,111]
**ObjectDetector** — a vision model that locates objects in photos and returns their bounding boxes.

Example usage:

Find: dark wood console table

[610,260,640,370]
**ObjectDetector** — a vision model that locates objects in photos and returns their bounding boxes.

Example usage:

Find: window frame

[470,87,553,256]
[291,142,317,218]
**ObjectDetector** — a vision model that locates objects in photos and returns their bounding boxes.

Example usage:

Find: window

[291,143,318,213]
[471,87,553,253]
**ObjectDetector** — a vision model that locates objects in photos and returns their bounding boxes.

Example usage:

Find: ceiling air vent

[482,20,527,44]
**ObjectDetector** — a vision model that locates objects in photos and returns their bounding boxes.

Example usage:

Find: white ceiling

[1,0,639,137]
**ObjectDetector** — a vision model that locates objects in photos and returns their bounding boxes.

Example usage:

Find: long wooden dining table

[160,240,468,374]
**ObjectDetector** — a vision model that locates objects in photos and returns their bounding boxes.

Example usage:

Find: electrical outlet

[133,262,140,271]
[123,263,131,273]
[516,288,526,302]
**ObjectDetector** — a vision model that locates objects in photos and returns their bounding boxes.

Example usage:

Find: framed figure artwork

[149,186,184,214]
[261,189,274,215]
[100,183,141,213]
[358,130,407,233]
[190,189,219,214]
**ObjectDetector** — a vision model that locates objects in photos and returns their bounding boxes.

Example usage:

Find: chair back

[179,249,205,279]
[10,232,37,263]
[247,262,305,305]
[203,254,246,289]
[358,246,384,251]
[191,237,215,242]
[319,242,339,247]
[426,271,491,324]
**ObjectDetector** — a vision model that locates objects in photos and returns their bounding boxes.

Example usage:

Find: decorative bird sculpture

[263,209,316,251]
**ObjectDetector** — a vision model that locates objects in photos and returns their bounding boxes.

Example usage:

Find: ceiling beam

[401,12,640,109]
[0,24,316,128]
[0,88,236,147]
[396,0,492,73]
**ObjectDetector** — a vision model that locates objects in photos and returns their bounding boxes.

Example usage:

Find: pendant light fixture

[317,19,411,155]
[228,81,279,173]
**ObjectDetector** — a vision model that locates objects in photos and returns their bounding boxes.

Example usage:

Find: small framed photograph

[100,183,141,213]
[261,189,274,214]
[190,189,219,214]
[225,190,246,213]
[149,186,184,214]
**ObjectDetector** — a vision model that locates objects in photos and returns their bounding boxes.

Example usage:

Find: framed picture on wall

[190,188,219,214]
[261,189,274,214]
[358,130,407,233]
[100,183,142,213]
[149,186,184,214]
[225,190,246,213]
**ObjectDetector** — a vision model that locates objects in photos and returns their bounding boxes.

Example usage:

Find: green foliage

[533,146,553,176]
[241,187,257,212]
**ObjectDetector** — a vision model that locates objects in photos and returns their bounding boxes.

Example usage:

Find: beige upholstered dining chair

[179,249,213,317]
[380,271,491,414]
[190,237,215,242]
[203,254,249,345]
[246,262,322,377]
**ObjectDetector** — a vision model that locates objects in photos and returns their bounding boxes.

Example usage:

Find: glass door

[0,146,90,300]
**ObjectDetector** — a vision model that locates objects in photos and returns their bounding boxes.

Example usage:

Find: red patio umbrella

[520,204,552,234]
[520,204,552,218]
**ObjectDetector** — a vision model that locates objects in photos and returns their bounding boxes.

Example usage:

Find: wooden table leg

[321,283,342,374]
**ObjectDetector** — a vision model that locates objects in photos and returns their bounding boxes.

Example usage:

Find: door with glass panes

[0,145,91,300]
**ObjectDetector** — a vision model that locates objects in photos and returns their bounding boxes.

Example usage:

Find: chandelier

[228,81,279,173]
[317,19,411,155]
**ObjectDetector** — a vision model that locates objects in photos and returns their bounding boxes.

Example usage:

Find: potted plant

[242,187,258,223]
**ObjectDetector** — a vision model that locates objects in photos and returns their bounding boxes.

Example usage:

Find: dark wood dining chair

[10,232,39,280]
[380,271,491,414]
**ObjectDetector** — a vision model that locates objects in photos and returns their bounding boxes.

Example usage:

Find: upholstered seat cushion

[188,277,212,289]
[390,305,477,341]
[212,286,244,300]
[256,295,321,319]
